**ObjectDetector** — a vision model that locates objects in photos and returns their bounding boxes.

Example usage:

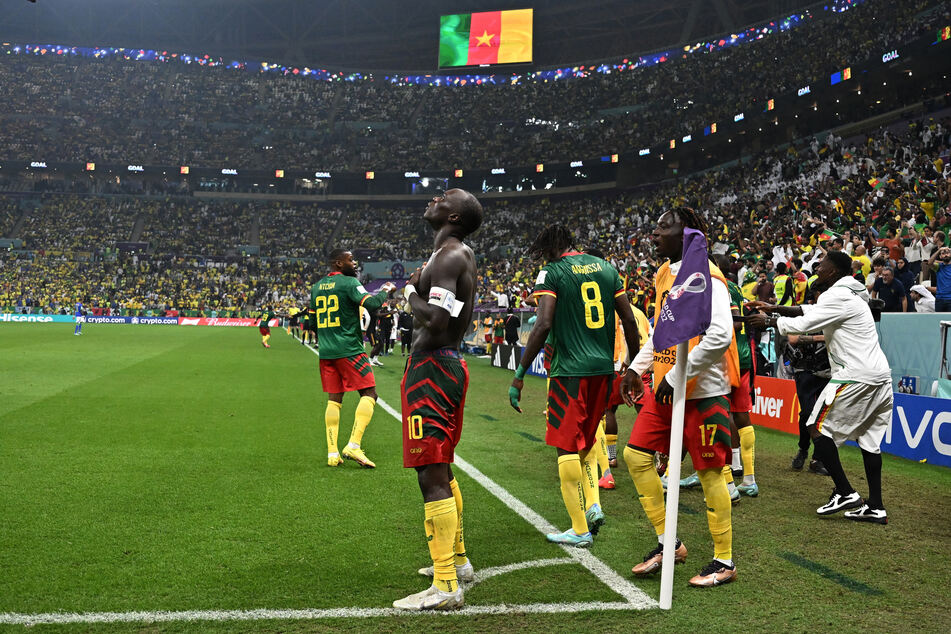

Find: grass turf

[1,324,949,632]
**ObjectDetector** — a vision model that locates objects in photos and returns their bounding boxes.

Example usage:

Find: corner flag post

[659,340,688,610]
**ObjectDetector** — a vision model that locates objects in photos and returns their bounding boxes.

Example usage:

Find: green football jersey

[728,280,753,370]
[533,252,623,377]
[309,273,386,359]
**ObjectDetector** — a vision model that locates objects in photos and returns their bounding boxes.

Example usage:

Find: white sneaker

[417,561,475,583]
[817,489,863,515]
[370,358,384,367]
[393,584,464,610]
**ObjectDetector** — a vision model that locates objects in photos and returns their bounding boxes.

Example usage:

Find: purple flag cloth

[652,227,712,352]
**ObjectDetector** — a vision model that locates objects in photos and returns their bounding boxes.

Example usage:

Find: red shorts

[730,369,753,414]
[259,326,270,335]
[546,374,611,452]
[628,389,731,470]
[319,354,375,393]
[402,349,469,467]
[493,336,504,344]
[484,334,491,343]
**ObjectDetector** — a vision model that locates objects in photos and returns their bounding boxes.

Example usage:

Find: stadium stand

[0,0,950,319]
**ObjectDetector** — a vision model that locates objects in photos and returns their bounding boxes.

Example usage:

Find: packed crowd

[0,253,311,317]
[2,106,948,317]
[0,0,945,171]
[475,111,951,313]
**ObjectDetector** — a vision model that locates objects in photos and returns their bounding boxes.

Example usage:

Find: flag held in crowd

[652,227,712,352]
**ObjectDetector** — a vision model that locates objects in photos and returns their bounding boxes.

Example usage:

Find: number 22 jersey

[532,251,625,377]
[309,272,386,359]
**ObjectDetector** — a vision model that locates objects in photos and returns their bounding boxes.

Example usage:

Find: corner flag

[652,227,712,352]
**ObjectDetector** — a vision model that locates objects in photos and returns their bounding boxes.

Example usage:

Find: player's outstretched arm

[509,294,555,412]
[405,249,465,331]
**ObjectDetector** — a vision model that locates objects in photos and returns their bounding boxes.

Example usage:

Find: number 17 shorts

[402,348,469,468]
[628,389,732,470]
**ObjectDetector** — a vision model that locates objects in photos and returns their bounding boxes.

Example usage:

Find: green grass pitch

[1,324,949,632]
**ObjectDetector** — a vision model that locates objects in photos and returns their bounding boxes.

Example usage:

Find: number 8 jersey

[309,271,388,359]
[532,251,625,377]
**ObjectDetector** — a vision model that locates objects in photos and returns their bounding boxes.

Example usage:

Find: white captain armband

[428,286,464,317]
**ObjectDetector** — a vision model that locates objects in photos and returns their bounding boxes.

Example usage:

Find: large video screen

[439,9,533,68]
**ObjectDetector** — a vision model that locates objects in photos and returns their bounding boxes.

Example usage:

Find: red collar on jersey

[560,250,583,258]
[327,271,343,276]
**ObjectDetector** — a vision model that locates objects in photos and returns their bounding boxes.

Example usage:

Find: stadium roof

[1,0,806,71]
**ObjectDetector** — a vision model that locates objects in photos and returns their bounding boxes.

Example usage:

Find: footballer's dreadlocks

[529,224,575,260]
[669,206,708,235]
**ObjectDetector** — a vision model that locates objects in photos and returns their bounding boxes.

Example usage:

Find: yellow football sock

[263,334,270,344]
[449,478,467,566]
[349,395,375,447]
[579,446,601,510]
[424,498,459,593]
[624,446,666,536]
[722,464,733,484]
[739,426,755,478]
[595,422,610,476]
[698,467,732,561]
[325,400,341,454]
[557,454,589,535]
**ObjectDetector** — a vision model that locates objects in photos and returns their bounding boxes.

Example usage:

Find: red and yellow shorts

[319,353,375,393]
[628,389,731,470]
[259,325,270,335]
[402,348,469,468]
[546,374,612,453]
[730,369,753,414]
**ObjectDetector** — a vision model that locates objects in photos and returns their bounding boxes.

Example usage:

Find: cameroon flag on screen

[439,9,533,67]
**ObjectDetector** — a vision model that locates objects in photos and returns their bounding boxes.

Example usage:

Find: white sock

[743,475,756,485]
[731,448,741,471]
[328,452,339,459]
[715,558,734,567]
[347,441,359,450]
[727,481,737,495]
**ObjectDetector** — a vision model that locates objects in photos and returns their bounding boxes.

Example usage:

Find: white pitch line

[472,557,574,584]
[0,602,639,626]
[373,398,655,609]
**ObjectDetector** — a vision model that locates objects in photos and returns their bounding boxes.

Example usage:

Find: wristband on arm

[514,365,526,380]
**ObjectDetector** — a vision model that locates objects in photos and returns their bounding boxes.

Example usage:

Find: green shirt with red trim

[309,272,386,359]
[533,252,624,377]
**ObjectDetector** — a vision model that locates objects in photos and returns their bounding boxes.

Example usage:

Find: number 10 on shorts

[408,414,423,439]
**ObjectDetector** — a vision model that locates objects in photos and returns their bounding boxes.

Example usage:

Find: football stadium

[1,0,951,630]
